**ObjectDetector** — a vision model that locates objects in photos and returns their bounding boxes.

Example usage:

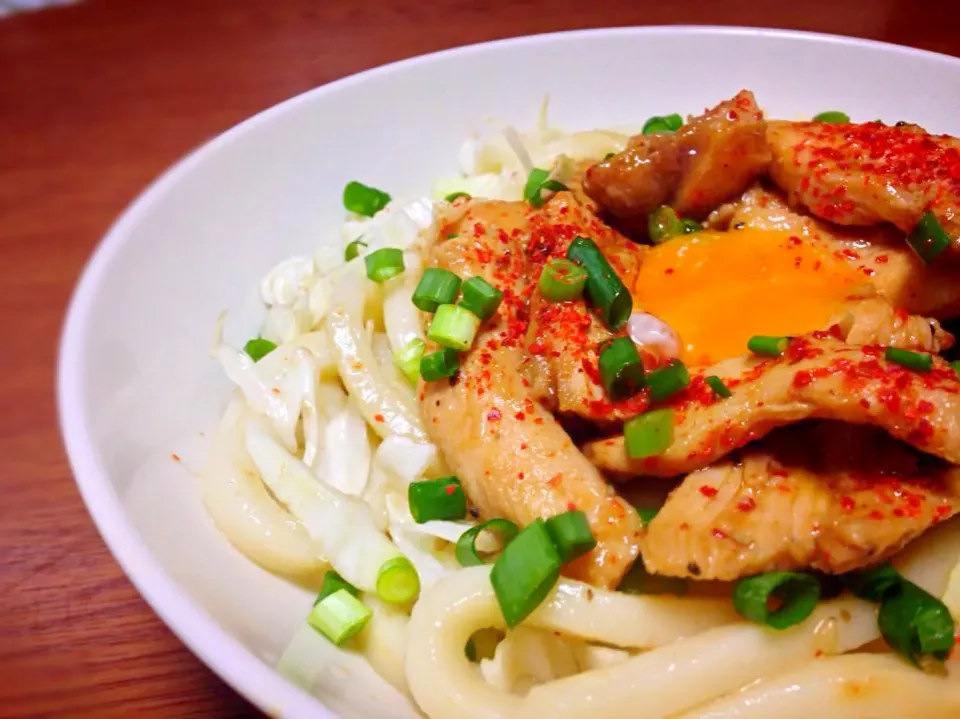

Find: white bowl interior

[59,27,960,719]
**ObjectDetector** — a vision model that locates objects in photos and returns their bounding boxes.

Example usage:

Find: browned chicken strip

[419,200,643,588]
[582,90,771,227]
[833,298,953,354]
[709,184,960,319]
[641,423,960,580]
[584,335,960,479]
[766,120,960,252]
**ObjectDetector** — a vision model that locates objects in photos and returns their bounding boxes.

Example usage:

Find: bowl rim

[56,24,960,719]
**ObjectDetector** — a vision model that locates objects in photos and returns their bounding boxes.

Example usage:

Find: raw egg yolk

[633,229,864,366]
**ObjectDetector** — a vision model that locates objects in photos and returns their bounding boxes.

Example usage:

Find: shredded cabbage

[244,418,404,592]
[319,402,372,497]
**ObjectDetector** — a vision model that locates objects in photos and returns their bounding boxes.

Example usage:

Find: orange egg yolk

[633,229,864,366]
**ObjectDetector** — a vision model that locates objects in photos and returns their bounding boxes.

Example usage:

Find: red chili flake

[813,260,822,270]
[566,502,577,511]
[859,398,871,409]
[445,484,457,495]
[793,256,802,268]
[814,650,824,658]
[787,235,802,246]
[793,370,813,388]
[373,413,385,423]
[514,411,526,421]
[936,505,953,521]
[699,485,718,498]
[869,510,884,520]
[917,399,935,414]
[679,522,690,530]
[520,442,528,450]
[840,496,856,512]
[861,267,876,277]
[737,497,756,512]
[712,528,728,540]
[533,417,544,425]
[517,472,525,480]
[171,453,182,462]
[665,268,675,275]
[486,409,501,421]
[875,254,889,264]
[842,249,860,260]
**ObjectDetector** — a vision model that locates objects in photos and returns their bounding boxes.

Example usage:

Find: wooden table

[1,1,957,716]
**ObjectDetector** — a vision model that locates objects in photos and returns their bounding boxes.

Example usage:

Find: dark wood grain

[1,0,958,716]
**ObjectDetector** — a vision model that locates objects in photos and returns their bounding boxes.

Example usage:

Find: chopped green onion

[394,338,426,384]
[408,477,467,523]
[733,572,821,630]
[376,556,420,604]
[599,337,646,400]
[624,408,675,459]
[344,238,367,261]
[307,589,372,645]
[885,346,933,372]
[566,236,632,331]
[420,347,460,381]
[646,359,691,403]
[907,211,951,264]
[747,335,790,357]
[812,111,850,124]
[427,304,481,351]
[244,338,277,362]
[445,192,471,202]
[879,581,955,666]
[459,276,504,320]
[314,570,360,605]
[846,563,907,603]
[846,563,955,667]
[635,507,658,527]
[524,168,567,208]
[343,180,391,217]
[412,268,462,312]
[618,561,689,596]
[681,218,702,234]
[641,113,684,135]
[539,258,588,302]
[545,510,596,564]
[648,206,686,244]
[456,518,519,567]
[364,247,405,283]
[490,519,562,628]
[706,375,732,399]
[951,360,960,378]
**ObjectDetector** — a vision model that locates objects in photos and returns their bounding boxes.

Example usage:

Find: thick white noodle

[327,266,427,442]
[895,517,960,598]
[680,653,960,719]
[199,397,322,578]
[356,595,412,697]
[517,596,877,719]
[405,566,741,719]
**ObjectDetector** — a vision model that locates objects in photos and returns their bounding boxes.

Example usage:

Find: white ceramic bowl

[57,26,960,719]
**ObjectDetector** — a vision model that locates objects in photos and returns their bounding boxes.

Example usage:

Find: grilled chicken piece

[584,335,960,479]
[521,193,648,422]
[832,298,953,354]
[583,90,771,226]
[641,423,960,580]
[710,184,960,320]
[420,200,643,588]
[766,120,960,252]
